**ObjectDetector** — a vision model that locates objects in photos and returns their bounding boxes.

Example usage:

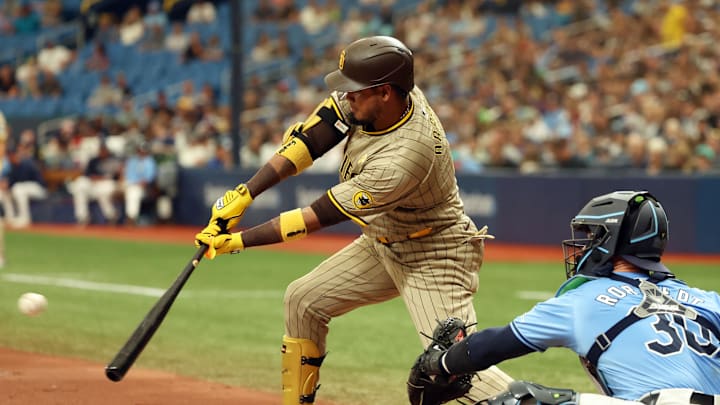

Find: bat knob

[105,366,124,382]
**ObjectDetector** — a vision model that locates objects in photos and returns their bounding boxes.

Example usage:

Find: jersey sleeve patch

[352,190,374,209]
[327,190,368,227]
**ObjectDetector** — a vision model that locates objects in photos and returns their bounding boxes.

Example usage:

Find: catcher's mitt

[407,318,474,405]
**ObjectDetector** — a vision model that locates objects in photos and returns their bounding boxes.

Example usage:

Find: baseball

[17,292,48,316]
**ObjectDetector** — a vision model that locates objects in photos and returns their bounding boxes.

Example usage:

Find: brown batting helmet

[324,36,414,93]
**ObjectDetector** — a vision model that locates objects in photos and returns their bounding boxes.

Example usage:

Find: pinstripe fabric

[283,87,512,400]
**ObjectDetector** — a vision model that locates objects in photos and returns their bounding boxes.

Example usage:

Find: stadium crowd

[0,0,720,226]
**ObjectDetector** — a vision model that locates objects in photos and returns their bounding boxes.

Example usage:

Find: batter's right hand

[207,183,254,234]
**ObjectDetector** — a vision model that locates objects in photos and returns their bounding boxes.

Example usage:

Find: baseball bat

[105,244,208,382]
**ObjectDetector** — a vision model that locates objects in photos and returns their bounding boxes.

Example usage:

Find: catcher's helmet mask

[324,36,414,94]
[562,191,671,279]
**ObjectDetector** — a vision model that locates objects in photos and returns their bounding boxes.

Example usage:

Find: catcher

[408,191,720,405]
[195,35,513,404]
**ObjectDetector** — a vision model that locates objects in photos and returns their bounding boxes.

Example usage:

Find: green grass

[2,232,719,404]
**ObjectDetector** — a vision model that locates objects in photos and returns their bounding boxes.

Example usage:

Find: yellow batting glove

[208,183,254,233]
[195,232,245,259]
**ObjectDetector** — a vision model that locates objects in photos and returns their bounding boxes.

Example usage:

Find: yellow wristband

[229,232,245,253]
[279,208,307,241]
[277,138,313,173]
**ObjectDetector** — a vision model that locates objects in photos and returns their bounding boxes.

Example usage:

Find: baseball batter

[195,36,513,404]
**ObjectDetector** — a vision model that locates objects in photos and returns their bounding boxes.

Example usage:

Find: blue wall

[176,169,720,254]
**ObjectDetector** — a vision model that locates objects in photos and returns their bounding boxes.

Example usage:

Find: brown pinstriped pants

[283,224,513,400]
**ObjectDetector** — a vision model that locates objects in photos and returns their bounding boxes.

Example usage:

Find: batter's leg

[384,234,513,402]
[282,235,399,404]
[281,335,325,405]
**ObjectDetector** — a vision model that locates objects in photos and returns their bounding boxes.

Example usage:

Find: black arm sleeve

[310,192,348,227]
[443,325,535,375]
[298,119,346,160]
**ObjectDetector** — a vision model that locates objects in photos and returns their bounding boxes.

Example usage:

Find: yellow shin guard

[281,335,325,404]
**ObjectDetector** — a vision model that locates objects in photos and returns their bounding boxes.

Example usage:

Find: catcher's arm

[441,325,534,375]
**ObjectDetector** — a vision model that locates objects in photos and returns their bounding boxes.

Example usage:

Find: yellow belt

[376,227,432,245]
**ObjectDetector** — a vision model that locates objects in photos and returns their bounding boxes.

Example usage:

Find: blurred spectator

[138,0,166,50]
[87,74,123,109]
[183,31,206,63]
[665,139,693,173]
[480,129,518,169]
[122,142,157,226]
[20,70,43,99]
[239,123,267,170]
[253,0,276,21]
[186,0,216,24]
[206,143,232,170]
[119,5,145,46]
[250,32,275,63]
[547,138,589,169]
[14,57,38,89]
[41,128,77,171]
[0,64,19,98]
[18,128,39,158]
[203,34,224,61]
[37,40,73,75]
[176,80,199,112]
[0,5,13,34]
[660,2,690,50]
[0,143,47,228]
[115,72,132,100]
[12,2,40,34]
[691,143,717,174]
[93,12,119,44]
[299,0,330,35]
[153,90,175,116]
[326,0,342,24]
[645,137,668,176]
[617,132,648,171]
[273,0,297,20]
[85,42,110,72]
[68,142,123,226]
[40,0,64,28]
[197,83,217,108]
[140,23,165,51]
[165,21,189,53]
[38,71,63,97]
[143,0,167,30]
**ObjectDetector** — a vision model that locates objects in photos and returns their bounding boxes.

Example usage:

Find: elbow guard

[276,97,349,174]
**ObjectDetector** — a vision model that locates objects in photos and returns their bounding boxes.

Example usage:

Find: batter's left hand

[195,232,245,259]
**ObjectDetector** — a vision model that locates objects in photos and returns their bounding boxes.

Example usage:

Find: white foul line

[0,273,284,299]
[516,290,554,300]
[2,273,166,297]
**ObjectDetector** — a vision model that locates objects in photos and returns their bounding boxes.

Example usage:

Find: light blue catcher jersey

[509,273,720,400]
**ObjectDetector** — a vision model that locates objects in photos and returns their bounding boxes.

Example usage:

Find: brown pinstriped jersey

[327,87,469,241]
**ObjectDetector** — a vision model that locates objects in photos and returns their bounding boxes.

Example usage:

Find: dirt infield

[0,347,284,405]
[3,224,719,404]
